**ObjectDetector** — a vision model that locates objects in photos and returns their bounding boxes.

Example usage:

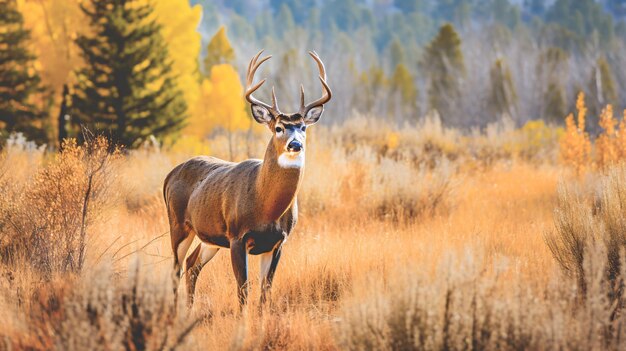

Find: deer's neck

[256,139,304,223]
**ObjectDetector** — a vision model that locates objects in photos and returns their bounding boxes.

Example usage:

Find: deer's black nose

[287,140,303,152]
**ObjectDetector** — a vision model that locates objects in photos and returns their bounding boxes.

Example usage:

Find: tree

[191,64,252,158]
[421,23,465,124]
[390,63,419,118]
[388,37,405,68]
[0,0,47,143]
[587,56,618,119]
[204,26,235,74]
[537,47,569,122]
[18,0,89,146]
[72,0,187,147]
[488,58,517,120]
[148,0,202,126]
[546,0,615,44]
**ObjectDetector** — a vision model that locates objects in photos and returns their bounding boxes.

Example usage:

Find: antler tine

[271,86,278,109]
[309,51,326,80]
[300,51,332,115]
[245,50,280,114]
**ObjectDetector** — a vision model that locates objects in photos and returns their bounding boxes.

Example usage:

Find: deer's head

[245,51,332,168]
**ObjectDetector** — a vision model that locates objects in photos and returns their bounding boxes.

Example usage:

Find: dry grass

[1,116,620,350]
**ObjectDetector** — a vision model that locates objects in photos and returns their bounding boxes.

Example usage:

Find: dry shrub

[338,249,626,351]
[368,157,454,220]
[3,260,199,350]
[117,144,173,212]
[0,136,118,276]
[300,142,455,221]
[547,166,626,299]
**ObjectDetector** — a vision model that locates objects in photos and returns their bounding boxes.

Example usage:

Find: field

[2,114,626,350]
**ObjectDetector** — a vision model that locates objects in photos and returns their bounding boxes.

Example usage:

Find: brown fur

[164,50,330,307]
[164,122,302,305]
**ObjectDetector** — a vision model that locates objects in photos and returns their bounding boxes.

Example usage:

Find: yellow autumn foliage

[559,92,591,174]
[17,0,87,93]
[596,105,619,169]
[145,0,202,120]
[189,64,253,138]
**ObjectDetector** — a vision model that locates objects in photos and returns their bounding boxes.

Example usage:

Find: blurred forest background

[3,0,626,149]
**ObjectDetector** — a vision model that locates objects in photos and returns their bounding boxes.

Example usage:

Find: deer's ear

[304,106,323,125]
[251,105,273,124]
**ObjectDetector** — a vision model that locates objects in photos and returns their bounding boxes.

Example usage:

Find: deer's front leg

[260,246,282,305]
[230,238,248,306]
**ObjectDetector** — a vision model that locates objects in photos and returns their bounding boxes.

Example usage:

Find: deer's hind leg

[185,243,219,306]
[170,221,195,290]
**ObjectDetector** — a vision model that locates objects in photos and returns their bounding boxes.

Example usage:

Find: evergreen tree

[588,56,618,117]
[488,58,517,120]
[390,63,419,117]
[0,0,47,143]
[546,0,615,43]
[388,37,405,69]
[204,26,235,74]
[421,23,465,124]
[72,0,186,147]
[537,47,569,122]
[544,82,566,122]
[276,4,296,37]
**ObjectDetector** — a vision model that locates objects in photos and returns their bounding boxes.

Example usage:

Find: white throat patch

[278,152,304,169]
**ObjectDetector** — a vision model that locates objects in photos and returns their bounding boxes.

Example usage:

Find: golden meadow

[1,92,626,349]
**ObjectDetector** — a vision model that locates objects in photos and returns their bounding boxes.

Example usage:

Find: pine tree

[544,82,566,122]
[488,58,517,120]
[72,0,186,147]
[390,63,419,116]
[388,37,405,69]
[0,0,47,143]
[537,47,568,122]
[588,56,618,118]
[421,23,465,124]
[204,26,235,74]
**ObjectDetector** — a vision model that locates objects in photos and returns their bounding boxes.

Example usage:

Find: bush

[2,261,200,350]
[0,136,118,276]
[338,250,626,350]
[546,166,626,300]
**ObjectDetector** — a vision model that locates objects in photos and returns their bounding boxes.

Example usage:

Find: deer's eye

[275,126,283,134]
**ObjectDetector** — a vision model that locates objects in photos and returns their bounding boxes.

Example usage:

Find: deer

[163,50,331,307]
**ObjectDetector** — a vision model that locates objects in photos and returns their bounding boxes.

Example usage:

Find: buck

[163,50,331,306]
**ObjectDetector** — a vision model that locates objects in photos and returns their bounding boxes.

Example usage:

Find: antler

[245,50,282,115]
[299,51,332,117]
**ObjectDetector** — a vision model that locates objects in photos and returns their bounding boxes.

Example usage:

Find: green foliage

[537,47,569,122]
[390,63,418,114]
[0,0,47,144]
[204,26,235,74]
[493,0,521,28]
[422,23,465,123]
[544,83,567,123]
[587,56,618,118]
[546,0,615,44]
[488,58,517,119]
[389,63,419,117]
[72,0,187,148]
[388,37,405,68]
